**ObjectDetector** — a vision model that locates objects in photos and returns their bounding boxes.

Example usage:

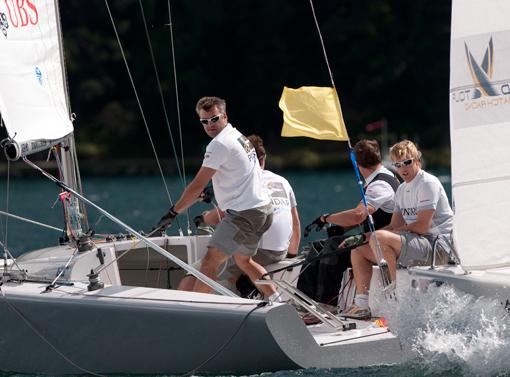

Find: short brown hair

[389,139,421,161]
[247,134,266,161]
[195,96,226,114]
[354,139,381,168]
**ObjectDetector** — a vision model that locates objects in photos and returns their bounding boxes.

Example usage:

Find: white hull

[409,265,510,307]
[0,236,404,374]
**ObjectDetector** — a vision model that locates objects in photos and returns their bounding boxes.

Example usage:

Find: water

[2,171,509,377]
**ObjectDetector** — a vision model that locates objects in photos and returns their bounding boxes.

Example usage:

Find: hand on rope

[199,185,214,204]
[304,214,329,237]
[156,205,179,231]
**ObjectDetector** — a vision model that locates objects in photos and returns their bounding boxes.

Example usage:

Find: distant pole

[381,118,389,164]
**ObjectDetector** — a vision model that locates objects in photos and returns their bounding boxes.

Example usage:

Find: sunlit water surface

[2,171,508,376]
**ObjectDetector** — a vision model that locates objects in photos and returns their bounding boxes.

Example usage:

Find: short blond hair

[389,140,421,161]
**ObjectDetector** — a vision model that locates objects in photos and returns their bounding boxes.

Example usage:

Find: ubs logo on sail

[1,0,38,32]
[0,12,8,37]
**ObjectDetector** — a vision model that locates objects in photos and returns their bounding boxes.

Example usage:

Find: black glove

[304,214,329,237]
[193,214,206,228]
[156,205,179,230]
[200,185,214,204]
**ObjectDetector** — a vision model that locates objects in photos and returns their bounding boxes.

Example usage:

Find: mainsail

[450,0,510,269]
[0,0,73,159]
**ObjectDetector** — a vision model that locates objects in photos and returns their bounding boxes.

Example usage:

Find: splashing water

[372,283,510,376]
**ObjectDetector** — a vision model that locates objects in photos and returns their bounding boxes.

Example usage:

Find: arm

[393,209,435,235]
[287,207,301,255]
[382,211,406,231]
[173,166,216,213]
[325,202,375,227]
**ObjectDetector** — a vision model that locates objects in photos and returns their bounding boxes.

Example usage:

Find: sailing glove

[156,205,179,230]
[200,185,214,204]
[304,214,329,237]
[342,233,367,248]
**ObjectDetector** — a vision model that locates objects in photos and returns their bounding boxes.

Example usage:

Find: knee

[234,256,251,269]
[369,230,390,245]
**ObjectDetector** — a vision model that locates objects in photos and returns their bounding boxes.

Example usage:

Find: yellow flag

[279,86,348,141]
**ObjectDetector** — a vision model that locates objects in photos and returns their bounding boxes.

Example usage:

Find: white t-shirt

[364,167,397,213]
[259,170,297,252]
[394,169,453,236]
[202,124,269,211]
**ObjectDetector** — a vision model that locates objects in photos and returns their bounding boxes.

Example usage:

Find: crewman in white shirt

[156,97,276,298]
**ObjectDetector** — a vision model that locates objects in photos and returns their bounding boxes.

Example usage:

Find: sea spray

[373,283,510,376]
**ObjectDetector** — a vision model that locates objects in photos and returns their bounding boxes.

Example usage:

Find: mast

[54,0,88,240]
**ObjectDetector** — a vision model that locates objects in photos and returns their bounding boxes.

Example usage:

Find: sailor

[156,97,276,298]
[178,134,301,295]
[298,139,399,305]
[341,139,454,319]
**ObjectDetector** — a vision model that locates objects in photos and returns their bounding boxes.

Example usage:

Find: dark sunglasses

[200,114,223,125]
[392,158,414,168]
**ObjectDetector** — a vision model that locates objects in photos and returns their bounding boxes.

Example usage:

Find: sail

[0,0,73,159]
[450,0,510,269]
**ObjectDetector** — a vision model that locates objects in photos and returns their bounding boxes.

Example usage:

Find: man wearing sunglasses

[298,139,399,307]
[178,134,301,297]
[342,140,454,319]
[156,96,276,299]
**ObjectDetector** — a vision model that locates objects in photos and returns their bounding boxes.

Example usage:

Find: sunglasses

[392,158,414,168]
[200,114,223,125]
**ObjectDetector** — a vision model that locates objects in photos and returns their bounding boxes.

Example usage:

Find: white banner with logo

[0,0,73,156]
[450,0,510,269]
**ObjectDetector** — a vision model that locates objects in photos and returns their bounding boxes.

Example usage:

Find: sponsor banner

[450,31,510,129]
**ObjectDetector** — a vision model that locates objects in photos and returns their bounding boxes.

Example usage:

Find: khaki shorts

[398,232,452,267]
[208,204,273,256]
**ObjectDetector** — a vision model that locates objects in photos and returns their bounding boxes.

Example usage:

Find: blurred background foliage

[9,0,453,173]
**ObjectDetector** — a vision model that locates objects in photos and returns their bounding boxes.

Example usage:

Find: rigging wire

[167,0,192,233]
[0,211,61,232]
[308,0,391,290]
[139,0,192,234]
[138,0,185,187]
[103,0,186,234]
[3,160,9,251]
[0,287,105,377]
[181,302,268,376]
[166,0,187,191]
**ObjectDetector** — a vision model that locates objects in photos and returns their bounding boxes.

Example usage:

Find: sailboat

[0,1,405,374]
[409,0,510,306]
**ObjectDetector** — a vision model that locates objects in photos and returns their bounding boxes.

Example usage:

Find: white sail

[0,0,73,159]
[450,0,510,269]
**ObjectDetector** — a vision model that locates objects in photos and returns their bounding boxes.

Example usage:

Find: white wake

[374,284,510,376]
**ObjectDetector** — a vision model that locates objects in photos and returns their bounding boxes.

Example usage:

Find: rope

[103,2,176,209]
[181,301,268,376]
[0,286,105,377]
[167,0,192,234]
[46,245,80,289]
[308,0,391,289]
[138,0,185,187]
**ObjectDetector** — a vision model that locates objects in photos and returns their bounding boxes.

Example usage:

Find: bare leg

[368,230,403,283]
[233,254,276,297]
[192,247,230,294]
[178,276,197,291]
[351,243,377,295]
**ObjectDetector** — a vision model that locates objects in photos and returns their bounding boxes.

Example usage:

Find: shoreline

[0,148,451,177]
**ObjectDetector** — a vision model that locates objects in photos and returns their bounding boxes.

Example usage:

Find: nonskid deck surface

[306,315,394,347]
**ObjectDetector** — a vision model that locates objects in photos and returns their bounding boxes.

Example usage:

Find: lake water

[1,170,509,377]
